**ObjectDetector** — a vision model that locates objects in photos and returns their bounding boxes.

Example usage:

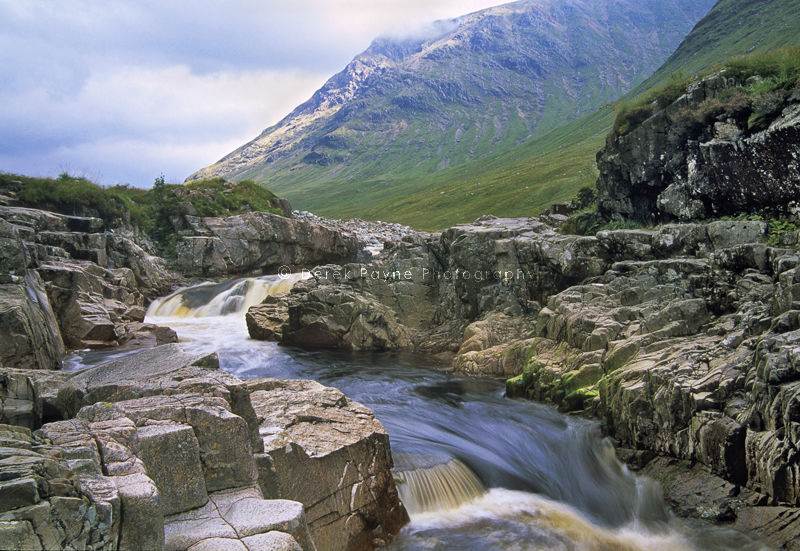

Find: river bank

[2,175,800,548]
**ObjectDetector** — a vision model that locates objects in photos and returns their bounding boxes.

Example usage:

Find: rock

[241,531,303,551]
[247,378,408,551]
[0,478,40,514]
[118,322,179,349]
[0,520,42,550]
[0,423,117,549]
[0,271,65,370]
[638,455,800,550]
[734,506,800,551]
[172,211,360,277]
[455,313,537,356]
[246,295,289,341]
[597,73,800,223]
[164,488,314,551]
[57,344,264,456]
[37,261,145,349]
[58,344,213,409]
[113,473,164,551]
[106,233,181,298]
[281,284,412,351]
[0,204,180,360]
[132,424,207,515]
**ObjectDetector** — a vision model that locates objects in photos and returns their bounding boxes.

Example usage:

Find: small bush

[767,219,799,246]
[574,186,597,209]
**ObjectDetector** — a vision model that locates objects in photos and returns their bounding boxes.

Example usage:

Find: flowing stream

[71,276,768,550]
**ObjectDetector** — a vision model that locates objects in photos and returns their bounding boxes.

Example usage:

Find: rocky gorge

[2,70,800,550]
[241,73,800,549]
[0,184,406,550]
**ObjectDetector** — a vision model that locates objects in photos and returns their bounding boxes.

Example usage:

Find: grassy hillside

[317,0,800,230]
[633,0,800,95]
[286,108,613,230]
[192,0,714,222]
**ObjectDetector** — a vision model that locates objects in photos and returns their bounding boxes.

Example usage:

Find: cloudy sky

[0,0,508,187]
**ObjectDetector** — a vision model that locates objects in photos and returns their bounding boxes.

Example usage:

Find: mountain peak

[187,0,716,217]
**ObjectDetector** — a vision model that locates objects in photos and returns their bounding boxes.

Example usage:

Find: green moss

[506,350,603,413]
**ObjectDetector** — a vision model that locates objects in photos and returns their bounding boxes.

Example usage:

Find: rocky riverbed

[3,103,800,549]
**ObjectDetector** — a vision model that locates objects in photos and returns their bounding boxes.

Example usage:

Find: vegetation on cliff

[0,172,284,252]
[612,46,800,138]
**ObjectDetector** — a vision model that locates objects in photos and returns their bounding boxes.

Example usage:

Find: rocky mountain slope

[188,0,714,221]
[266,0,800,231]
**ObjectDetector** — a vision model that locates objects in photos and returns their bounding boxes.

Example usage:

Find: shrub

[767,219,799,246]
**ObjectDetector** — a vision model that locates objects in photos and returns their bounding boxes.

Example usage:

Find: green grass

[273,108,613,231]
[632,0,800,94]
[178,178,280,217]
[612,46,800,138]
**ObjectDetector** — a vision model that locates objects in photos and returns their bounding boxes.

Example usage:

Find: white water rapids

[64,275,770,550]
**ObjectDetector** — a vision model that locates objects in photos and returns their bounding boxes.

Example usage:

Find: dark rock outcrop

[597,73,800,223]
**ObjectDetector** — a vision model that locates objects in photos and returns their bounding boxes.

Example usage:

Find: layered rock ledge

[246,215,800,549]
[0,344,407,550]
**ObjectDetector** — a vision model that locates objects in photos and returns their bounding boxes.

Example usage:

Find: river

[68,275,768,550]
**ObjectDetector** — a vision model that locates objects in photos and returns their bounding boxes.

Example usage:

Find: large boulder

[0,272,65,370]
[280,284,412,351]
[56,344,261,454]
[173,211,360,277]
[248,378,408,551]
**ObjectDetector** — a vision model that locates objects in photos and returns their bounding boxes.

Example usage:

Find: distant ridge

[330,0,800,230]
[188,0,714,224]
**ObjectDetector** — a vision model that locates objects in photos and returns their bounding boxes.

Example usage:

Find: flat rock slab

[61,343,218,402]
[165,487,311,551]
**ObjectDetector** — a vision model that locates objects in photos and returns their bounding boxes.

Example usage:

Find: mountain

[188,0,714,223]
[359,0,800,229]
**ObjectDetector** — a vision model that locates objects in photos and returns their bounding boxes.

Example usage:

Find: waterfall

[394,454,485,515]
[146,273,307,319]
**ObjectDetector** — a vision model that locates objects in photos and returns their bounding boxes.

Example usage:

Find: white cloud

[0,0,508,186]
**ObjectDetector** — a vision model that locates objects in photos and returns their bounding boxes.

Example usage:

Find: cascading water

[147,273,307,318]
[62,276,771,550]
[394,454,485,515]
